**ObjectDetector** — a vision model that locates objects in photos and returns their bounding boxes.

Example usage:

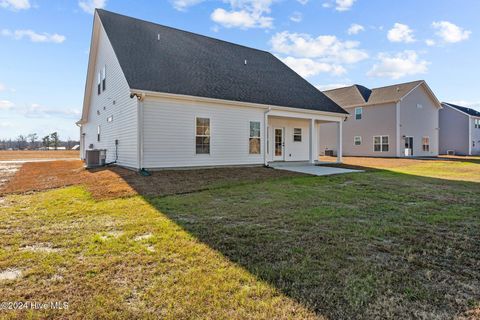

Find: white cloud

[290,11,302,23]
[211,0,274,29]
[1,29,66,43]
[387,23,415,43]
[270,31,368,64]
[0,100,14,110]
[78,0,106,14]
[171,0,204,11]
[0,83,5,92]
[335,0,355,11]
[297,0,308,4]
[23,104,81,119]
[432,21,471,43]
[0,0,30,10]
[280,56,346,78]
[347,23,364,35]
[0,121,14,128]
[367,50,428,79]
[425,39,436,46]
[315,83,351,91]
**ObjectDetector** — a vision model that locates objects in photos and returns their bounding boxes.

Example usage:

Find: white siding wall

[268,117,311,161]
[142,96,265,168]
[82,23,138,168]
[399,86,439,157]
[470,117,480,155]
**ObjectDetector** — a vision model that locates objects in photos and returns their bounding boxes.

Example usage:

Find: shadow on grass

[113,166,480,319]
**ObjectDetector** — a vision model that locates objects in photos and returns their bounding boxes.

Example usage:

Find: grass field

[0,157,479,319]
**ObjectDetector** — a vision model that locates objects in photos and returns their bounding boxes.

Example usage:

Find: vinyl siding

[439,105,470,155]
[82,22,138,168]
[268,117,311,161]
[319,103,397,157]
[470,117,480,155]
[399,86,439,157]
[142,96,265,168]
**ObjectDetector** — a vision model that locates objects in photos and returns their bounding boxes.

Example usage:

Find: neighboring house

[439,102,480,155]
[77,9,348,170]
[319,80,442,157]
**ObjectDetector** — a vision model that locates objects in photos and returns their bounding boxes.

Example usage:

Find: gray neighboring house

[439,102,480,155]
[319,80,442,157]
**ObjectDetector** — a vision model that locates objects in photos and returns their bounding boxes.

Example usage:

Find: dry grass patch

[1,160,305,200]
[0,150,79,161]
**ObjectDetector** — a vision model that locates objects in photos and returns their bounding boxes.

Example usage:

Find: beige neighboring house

[319,80,442,158]
[439,102,480,155]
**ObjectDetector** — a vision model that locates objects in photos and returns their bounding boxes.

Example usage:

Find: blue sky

[0,0,479,140]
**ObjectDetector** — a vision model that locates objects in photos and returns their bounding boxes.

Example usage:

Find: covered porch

[264,109,344,166]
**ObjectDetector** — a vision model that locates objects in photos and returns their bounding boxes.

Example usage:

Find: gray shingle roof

[96,9,347,114]
[323,81,424,108]
[442,102,480,117]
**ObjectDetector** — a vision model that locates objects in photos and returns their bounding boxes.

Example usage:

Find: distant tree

[42,135,51,150]
[28,133,38,149]
[17,135,27,150]
[50,132,59,150]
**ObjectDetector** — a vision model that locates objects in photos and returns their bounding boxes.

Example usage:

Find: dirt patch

[134,233,153,241]
[0,163,21,189]
[0,150,79,161]
[0,268,22,281]
[0,160,306,200]
[21,243,61,253]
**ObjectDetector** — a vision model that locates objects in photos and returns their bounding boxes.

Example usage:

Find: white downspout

[134,92,146,170]
[468,116,472,156]
[264,107,271,166]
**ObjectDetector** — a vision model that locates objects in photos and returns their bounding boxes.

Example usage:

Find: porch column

[336,120,343,163]
[264,112,269,166]
[309,118,317,164]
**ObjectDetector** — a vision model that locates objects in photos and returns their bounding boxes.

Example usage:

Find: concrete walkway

[270,162,362,176]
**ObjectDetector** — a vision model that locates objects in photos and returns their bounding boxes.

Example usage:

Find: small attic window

[101,65,106,91]
[417,104,423,109]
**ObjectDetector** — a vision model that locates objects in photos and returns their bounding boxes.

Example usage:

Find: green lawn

[1,163,479,319]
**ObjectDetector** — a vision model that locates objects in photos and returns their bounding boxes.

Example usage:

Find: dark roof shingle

[442,102,480,117]
[96,9,347,114]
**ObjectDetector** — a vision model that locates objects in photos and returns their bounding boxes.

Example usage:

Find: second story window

[97,125,101,142]
[101,65,106,91]
[355,107,362,120]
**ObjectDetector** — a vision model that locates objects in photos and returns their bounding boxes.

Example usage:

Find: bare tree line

[0,132,79,150]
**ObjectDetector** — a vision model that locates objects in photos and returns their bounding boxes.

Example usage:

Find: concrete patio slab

[270,162,362,176]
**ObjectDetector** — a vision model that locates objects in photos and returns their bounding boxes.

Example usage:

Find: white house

[319,81,442,157]
[439,102,480,155]
[77,9,348,170]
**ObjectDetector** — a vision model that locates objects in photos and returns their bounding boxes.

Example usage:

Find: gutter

[131,91,146,171]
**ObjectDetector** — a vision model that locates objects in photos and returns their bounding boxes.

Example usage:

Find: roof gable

[442,102,480,117]
[95,9,346,114]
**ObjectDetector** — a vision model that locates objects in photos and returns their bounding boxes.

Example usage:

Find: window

[195,117,210,154]
[97,125,101,142]
[97,72,101,95]
[422,136,430,152]
[374,135,389,152]
[354,136,362,146]
[107,115,113,123]
[293,128,302,142]
[101,65,106,91]
[249,121,261,154]
[417,104,423,109]
[475,119,479,129]
[355,107,362,120]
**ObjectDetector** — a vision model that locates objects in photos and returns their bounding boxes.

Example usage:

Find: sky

[0,0,479,140]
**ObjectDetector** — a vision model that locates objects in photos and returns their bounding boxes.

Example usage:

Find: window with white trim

[101,65,106,91]
[422,136,430,152]
[475,119,479,129]
[249,121,261,154]
[374,135,389,152]
[355,107,362,120]
[107,115,113,123]
[97,125,101,142]
[293,128,302,142]
[196,117,210,154]
[354,136,362,146]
